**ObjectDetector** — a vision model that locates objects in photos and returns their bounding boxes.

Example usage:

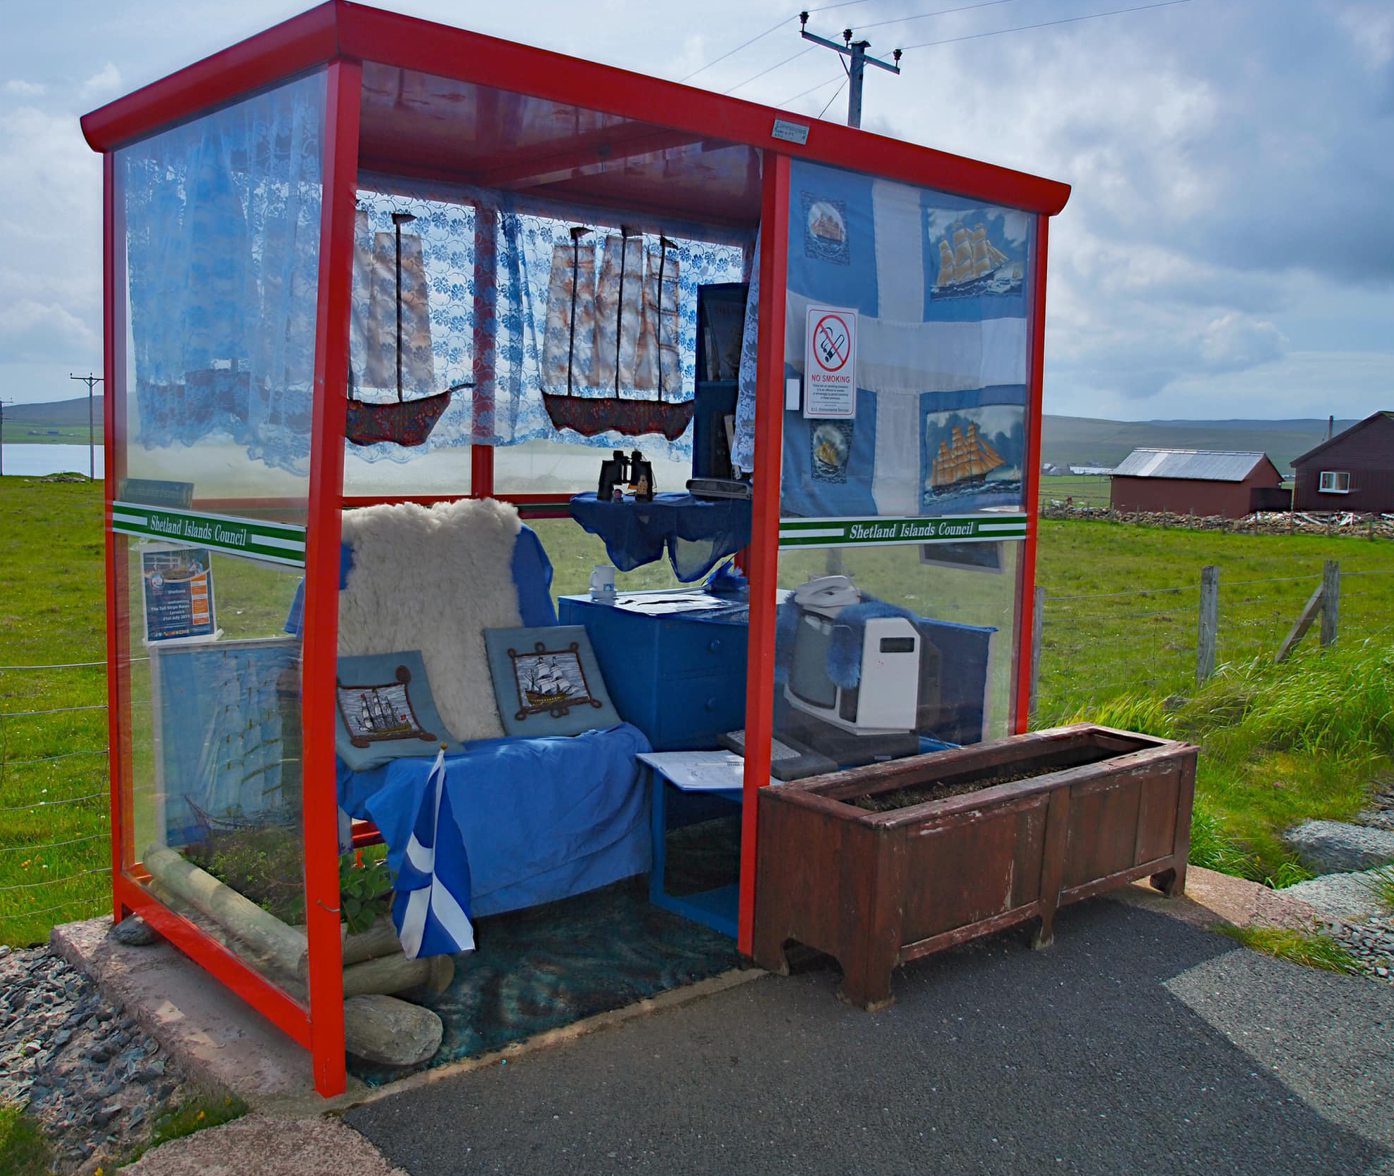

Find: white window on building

[1319,470,1351,493]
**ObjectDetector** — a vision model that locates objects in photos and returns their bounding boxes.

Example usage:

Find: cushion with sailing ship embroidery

[482,625,621,738]
[335,650,461,771]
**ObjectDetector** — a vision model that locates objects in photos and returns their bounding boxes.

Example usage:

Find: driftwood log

[143,846,308,976]
[344,995,443,1066]
[143,846,453,1063]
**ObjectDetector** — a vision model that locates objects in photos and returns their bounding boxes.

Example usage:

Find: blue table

[639,750,759,939]
[569,492,752,582]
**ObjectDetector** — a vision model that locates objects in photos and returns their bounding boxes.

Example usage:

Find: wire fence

[3,564,1393,944]
[1031,563,1394,725]
[0,659,111,945]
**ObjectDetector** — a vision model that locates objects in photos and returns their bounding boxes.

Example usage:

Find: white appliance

[783,575,921,735]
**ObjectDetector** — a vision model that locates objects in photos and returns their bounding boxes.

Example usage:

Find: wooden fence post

[1320,560,1339,647]
[1029,586,1045,722]
[1196,565,1218,685]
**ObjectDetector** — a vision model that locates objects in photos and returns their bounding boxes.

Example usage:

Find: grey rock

[1283,820,1394,874]
[0,945,11,960]
[1285,870,1390,921]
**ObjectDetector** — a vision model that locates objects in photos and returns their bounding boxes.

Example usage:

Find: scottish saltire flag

[735,159,1033,520]
[392,747,475,959]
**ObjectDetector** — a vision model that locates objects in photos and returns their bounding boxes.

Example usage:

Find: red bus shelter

[83,0,1069,1096]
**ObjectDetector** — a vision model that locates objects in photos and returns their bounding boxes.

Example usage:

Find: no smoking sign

[803,305,857,419]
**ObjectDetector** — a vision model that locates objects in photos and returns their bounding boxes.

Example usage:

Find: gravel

[0,942,195,1173]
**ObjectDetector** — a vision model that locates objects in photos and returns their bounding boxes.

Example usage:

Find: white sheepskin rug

[338,497,524,741]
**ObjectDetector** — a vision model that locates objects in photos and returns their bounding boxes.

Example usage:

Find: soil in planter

[850,745,1120,813]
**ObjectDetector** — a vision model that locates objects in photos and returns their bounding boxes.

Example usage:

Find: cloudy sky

[2,0,1391,420]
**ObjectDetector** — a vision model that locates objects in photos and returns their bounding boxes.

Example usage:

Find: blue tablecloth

[569,492,752,582]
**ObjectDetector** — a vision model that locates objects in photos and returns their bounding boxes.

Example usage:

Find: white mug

[589,565,617,603]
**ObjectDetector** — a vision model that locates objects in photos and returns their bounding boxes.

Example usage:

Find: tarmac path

[344,898,1394,1176]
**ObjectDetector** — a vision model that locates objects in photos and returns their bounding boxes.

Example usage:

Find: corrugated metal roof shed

[1111,449,1268,482]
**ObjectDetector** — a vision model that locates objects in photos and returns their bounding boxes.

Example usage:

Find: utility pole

[799,12,902,129]
[0,399,13,477]
[70,372,103,480]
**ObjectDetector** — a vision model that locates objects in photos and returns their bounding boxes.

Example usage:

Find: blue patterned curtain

[121,73,327,476]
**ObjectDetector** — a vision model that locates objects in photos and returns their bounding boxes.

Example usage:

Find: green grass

[3,476,1393,946]
[0,477,111,946]
[1364,866,1394,911]
[120,1093,248,1164]
[0,1103,55,1176]
[1217,925,1361,974]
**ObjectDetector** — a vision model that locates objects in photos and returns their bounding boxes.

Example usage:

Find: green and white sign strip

[110,501,307,567]
[779,514,1027,549]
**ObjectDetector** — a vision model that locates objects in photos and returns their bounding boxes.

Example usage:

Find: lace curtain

[349,180,747,466]
[121,73,326,476]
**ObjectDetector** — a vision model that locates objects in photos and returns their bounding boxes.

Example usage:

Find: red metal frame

[1013,216,1051,734]
[102,152,133,917]
[299,58,363,1097]
[738,154,791,956]
[86,0,1069,1097]
[115,872,312,1045]
[80,4,1068,220]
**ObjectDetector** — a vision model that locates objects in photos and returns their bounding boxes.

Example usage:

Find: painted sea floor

[347,817,745,1087]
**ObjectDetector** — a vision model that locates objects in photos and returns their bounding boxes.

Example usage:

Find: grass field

[1038,473,1111,508]
[1,476,1391,945]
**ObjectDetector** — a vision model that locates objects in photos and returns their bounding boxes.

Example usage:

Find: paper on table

[637,749,769,790]
[616,592,726,614]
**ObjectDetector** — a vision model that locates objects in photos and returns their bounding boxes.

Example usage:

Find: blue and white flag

[392,747,475,959]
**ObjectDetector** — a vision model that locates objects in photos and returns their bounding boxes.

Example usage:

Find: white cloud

[80,62,122,99]
[3,80,46,97]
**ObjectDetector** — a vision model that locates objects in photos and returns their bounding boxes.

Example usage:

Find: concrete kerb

[50,914,765,1118]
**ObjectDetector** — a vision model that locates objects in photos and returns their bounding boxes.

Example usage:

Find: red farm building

[1109,448,1286,518]
[1290,412,1394,513]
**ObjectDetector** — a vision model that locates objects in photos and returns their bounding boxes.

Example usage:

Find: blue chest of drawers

[558,595,748,751]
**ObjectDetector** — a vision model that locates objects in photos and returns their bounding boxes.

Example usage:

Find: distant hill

[1040,416,1360,474]
[7,395,105,428]
[0,396,1366,474]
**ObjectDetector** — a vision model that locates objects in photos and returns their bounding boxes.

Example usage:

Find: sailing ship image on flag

[507,641,604,721]
[921,404,1025,515]
[927,207,1027,302]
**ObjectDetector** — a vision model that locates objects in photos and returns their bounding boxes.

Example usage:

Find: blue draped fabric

[569,492,753,582]
[340,724,652,948]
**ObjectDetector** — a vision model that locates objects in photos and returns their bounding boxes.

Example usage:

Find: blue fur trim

[826,600,921,689]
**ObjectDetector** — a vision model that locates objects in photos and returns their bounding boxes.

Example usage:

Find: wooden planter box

[752,724,1197,1009]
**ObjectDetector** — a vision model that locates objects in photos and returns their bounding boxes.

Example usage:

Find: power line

[817,78,850,119]
[724,44,816,94]
[780,72,841,105]
[855,0,1028,34]
[900,0,1192,51]
[680,0,879,83]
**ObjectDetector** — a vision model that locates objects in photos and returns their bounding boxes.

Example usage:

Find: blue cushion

[334,650,462,771]
[483,625,621,738]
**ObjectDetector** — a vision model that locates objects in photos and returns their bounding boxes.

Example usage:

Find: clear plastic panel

[113,72,326,1002]
[769,159,1035,781]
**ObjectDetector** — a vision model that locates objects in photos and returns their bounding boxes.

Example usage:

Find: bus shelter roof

[81,0,1070,227]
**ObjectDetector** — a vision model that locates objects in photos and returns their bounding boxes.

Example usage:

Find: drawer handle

[707,639,722,654]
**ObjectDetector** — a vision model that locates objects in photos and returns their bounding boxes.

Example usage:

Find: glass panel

[768,159,1036,780]
[113,72,326,1003]
[344,173,746,483]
